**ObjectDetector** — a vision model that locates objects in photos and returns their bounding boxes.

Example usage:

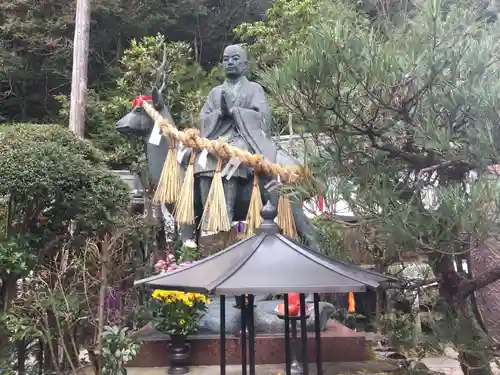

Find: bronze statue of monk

[195,44,277,227]
[116,44,320,250]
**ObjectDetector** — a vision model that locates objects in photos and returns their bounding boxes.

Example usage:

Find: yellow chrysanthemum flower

[152,289,210,307]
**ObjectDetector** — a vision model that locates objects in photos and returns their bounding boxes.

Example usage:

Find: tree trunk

[435,255,492,375]
[451,297,491,375]
[470,238,500,341]
[374,259,385,327]
[44,311,61,374]
[68,0,91,138]
[37,340,44,375]
[16,339,27,375]
[1,275,17,312]
[94,235,110,375]
[0,275,18,359]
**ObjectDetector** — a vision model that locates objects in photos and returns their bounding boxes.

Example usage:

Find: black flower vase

[168,335,191,375]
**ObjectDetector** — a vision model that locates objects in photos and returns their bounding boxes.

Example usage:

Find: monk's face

[222,45,248,78]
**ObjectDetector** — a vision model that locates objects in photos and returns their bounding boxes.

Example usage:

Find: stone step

[127,360,400,375]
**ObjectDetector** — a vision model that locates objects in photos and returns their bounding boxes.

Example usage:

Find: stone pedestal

[128,321,370,367]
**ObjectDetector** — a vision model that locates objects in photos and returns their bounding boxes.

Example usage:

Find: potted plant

[150,289,209,375]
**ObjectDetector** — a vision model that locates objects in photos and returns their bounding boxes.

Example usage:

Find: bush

[0,124,153,371]
[0,123,130,237]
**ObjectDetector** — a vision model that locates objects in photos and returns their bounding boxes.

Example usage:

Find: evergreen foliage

[261,0,500,372]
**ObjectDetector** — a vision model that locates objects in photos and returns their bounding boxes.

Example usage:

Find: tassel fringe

[200,158,231,232]
[277,195,298,239]
[245,173,263,236]
[153,138,180,204]
[174,152,196,225]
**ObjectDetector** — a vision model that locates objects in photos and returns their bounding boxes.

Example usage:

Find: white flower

[183,239,197,248]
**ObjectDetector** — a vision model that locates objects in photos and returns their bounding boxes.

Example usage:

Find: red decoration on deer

[132,95,152,108]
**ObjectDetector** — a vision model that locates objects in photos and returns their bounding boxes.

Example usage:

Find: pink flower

[166,252,176,263]
[155,259,168,273]
[155,254,197,274]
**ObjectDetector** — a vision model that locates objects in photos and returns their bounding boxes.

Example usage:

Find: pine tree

[263,0,500,373]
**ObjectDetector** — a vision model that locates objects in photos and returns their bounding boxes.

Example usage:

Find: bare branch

[151,43,168,92]
[382,277,439,291]
[158,44,168,93]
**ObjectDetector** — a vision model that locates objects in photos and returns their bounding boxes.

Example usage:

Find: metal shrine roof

[135,202,394,295]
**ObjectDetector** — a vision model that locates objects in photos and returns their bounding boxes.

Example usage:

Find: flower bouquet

[150,289,209,374]
[150,290,209,337]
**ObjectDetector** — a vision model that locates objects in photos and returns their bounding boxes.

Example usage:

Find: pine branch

[381,277,438,291]
[460,265,500,296]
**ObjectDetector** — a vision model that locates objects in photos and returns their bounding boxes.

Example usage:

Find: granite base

[128,321,370,367]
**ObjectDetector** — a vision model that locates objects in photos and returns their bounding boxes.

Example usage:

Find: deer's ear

[151,87,165,110]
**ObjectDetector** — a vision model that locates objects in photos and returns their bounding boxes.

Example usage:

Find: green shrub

[0,122,130,243]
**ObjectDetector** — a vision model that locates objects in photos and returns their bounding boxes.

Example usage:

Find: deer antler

[151,43,168,93]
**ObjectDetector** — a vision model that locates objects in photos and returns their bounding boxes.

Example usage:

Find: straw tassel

[200,158,231,232]
[174,152,196,225]
[245,173,263,236]
[277,195,298,239]
[153,137,181,204]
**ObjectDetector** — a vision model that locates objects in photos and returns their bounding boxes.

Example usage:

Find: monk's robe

[195,76,277,178]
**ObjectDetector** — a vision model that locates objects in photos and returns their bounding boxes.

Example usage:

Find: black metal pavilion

[135,201,393,375]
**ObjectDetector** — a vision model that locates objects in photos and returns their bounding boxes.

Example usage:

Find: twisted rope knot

[141,100,302,183]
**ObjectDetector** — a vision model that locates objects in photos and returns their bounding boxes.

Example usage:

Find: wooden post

[68,0,91,138]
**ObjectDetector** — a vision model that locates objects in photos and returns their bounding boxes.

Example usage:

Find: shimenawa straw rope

[140,98,299,238]
[140,100,302,183]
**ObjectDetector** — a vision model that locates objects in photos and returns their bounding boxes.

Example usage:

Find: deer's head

[116,44,170,137]
[116,88,169,137]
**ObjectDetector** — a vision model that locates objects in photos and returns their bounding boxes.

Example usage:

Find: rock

[443,346,459,359]
[365,332,387,343]
[373,340,394,351]
[402,360,448,375]
[197,296,336,334]
[197,296,244,334]
[409,361,429,371]
[67,366,95,375]
[253,300,335,333]
[388,352,408,360]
